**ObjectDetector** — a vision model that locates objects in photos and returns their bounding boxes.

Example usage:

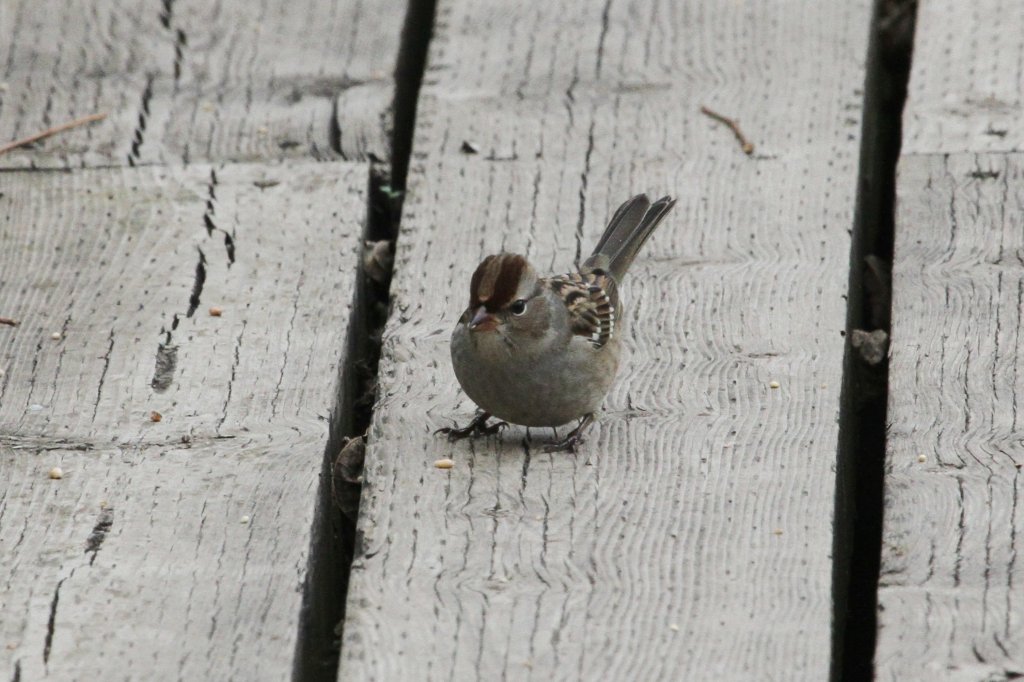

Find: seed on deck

[917,454,926,463]
[51,331,62,340]
[48,467,63,480]
[209,306,223,317]
[434,458,455,469]
[769,380,780,389]
[150,411,162,422]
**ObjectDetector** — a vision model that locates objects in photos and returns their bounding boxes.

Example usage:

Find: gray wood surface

[877,152,1024,681]
[876,0,1024,678]
[0,0,405,168]
[902,0,1024,155]
[340,0,873,679]
[0,162,364,680]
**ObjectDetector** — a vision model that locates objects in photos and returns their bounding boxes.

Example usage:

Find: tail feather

[584,194,676,280]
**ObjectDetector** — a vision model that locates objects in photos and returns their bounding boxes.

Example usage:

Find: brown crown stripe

[469,255,497,308]
[470,253,527,311]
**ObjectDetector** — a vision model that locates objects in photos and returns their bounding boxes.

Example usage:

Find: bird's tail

[584,194,676,280]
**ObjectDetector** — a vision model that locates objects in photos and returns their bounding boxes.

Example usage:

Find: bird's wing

[544,271,618,348]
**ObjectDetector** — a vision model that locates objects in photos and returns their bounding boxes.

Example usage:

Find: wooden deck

[0,0,1020,680]
[876,0,1024,678]
[0,0,406,678]
[340,0,870,679]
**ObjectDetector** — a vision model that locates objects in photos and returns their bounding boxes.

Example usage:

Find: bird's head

[460,253,549,338]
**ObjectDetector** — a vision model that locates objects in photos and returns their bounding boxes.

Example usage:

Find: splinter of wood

[700,105,754,155]
[0,112,108,156]
[0,317,19,327]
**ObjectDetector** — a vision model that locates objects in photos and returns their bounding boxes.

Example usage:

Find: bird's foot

[435,411,508,442]
[542,413,595,453]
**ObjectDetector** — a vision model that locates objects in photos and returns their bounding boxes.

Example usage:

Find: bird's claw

[544,430,585,450]
[540,413,595,453]
[435,413,508,442]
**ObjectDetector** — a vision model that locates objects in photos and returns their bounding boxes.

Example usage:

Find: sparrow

[440,194,676,451]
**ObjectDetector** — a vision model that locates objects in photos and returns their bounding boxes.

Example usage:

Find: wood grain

[876,1,1024,677]
[902,0,1024,155]
[340,0,873,678]
[876,153,1024,679]
[0,162,364,680]
[0,0,405,168]
[415,0,869,166]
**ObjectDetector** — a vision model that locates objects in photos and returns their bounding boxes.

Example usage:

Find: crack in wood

[218,320,247,432]
[159,0,174,29]
[203,168,218,236]
[92,329,116,421]
[85,508,115,565]
[574,120,595,268]
[149,169,234,394]
[152,340,178,393]
[594,0,613,78]
[201,169,236,265]
[186,247,207,318]
[173,29,187,82]
[42,576,67,666]
[128,75,155,166]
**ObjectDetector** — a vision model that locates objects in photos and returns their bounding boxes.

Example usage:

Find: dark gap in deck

[290,240,363,682]
[391,0,439,191]
[832,1,916,680]
[291,2,438,680]
[290,173,399,682]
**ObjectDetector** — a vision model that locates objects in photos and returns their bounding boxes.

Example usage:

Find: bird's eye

[509,299,527,316]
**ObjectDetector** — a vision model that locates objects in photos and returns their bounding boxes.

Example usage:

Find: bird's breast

[450,324,620,427]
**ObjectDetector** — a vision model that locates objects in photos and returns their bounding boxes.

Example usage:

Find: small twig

[700,105,754,155]
[0,317,18,327]
[0,112,107,156]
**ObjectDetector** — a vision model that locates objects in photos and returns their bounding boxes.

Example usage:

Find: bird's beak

[469,306,497,331]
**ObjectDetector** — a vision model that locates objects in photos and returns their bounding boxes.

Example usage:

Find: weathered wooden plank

[340,0,873,678]
[901,0,1024,155]
[0,162,364,680]
[876,153,1024,679]
[876,0,1024,677]
[0,0,405,168]
[414,0,869,166]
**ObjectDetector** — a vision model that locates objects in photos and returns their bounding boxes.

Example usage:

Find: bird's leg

[543,413,595,453]
[435,410,508,441]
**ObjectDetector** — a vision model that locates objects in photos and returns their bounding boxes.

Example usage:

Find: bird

[439,194,676,451]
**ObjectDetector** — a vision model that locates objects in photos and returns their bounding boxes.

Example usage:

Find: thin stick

[700,105,754,155]
[0,112,107,156]
[0,317,18,327]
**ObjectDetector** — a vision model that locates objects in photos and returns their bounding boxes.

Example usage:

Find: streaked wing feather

[545,272,618,348]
